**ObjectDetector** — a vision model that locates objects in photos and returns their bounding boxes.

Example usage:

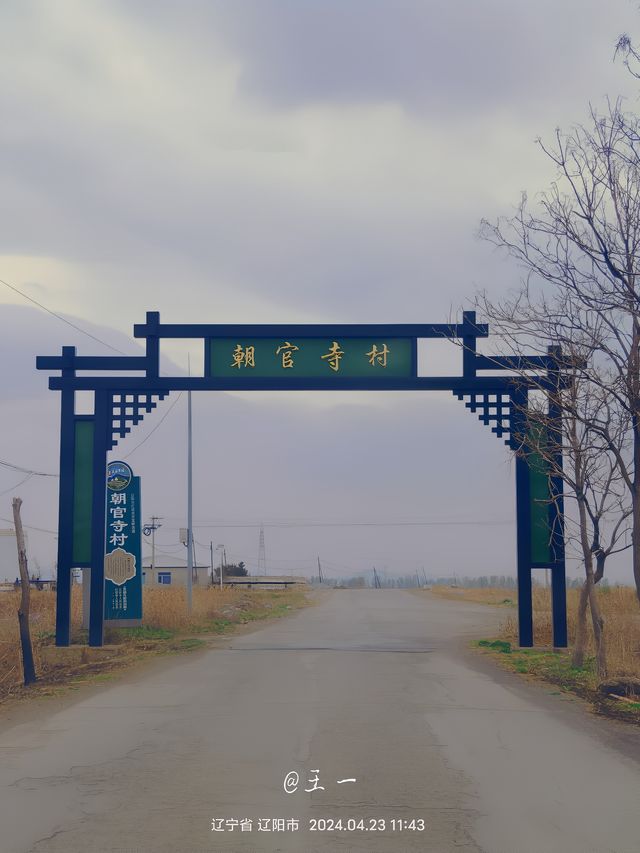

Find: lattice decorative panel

[109,392,168,449]
[453,390,513,446]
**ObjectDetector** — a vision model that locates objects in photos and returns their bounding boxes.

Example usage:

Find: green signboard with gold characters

[209,338,413,379]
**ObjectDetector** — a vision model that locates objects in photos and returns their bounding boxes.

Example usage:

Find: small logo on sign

[107,461,133,491]
[104,548,136,585]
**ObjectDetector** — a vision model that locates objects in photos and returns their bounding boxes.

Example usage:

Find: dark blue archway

[37,311,568,648]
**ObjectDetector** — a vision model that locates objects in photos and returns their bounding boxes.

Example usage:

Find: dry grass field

[0,585,308,701]
[505,586,640,679]
[431,584,640,679]
[428,586,517,607]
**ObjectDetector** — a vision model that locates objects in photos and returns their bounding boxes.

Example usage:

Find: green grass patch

[477,639,607,701]
[205,617,234,633]
[236,600,298,623]
[35,629,56,644]
[477,639,512,654]
[115,625,175,641]
[507,651,594,688]
[171,638,206,651]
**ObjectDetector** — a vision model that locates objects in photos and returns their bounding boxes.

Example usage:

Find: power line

[0,473,34,496]
[0,459,58,477]
[0,275,128,355]
[0,515,57,535]
[142,541,185,552]
[143,545,192,560]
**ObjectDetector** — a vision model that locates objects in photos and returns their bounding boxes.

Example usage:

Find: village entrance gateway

[37,311,568,649]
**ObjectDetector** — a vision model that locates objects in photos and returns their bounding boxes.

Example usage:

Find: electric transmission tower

[257,523,267,575]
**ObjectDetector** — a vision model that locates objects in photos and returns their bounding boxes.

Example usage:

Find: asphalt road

[1,589,640,853]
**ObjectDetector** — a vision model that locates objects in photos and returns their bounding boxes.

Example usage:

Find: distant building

[142,555,211,587]
[141,556,308,589]
[222,576,308,589]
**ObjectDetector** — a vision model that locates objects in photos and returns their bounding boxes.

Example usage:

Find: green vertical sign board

[209,337,413,378]
[72,420,94,564]
[528,434,551,564]
[104,462,142,625]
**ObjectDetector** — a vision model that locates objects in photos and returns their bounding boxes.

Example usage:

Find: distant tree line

[214,561,247,579]
[321,574,612,590]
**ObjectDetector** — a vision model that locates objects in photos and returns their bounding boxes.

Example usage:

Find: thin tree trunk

[588,581,607,679]
[573,435,608,676]
[634,463,640,605]
[571,581,590,668]
[569,414,608,674]
[12,498,36,686]
[632,339,640,603]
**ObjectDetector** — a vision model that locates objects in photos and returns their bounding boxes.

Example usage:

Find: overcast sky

[1,1,639,583]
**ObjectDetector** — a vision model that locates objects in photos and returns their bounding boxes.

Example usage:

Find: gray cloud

[120,0,630,116]
[1,0,634,326]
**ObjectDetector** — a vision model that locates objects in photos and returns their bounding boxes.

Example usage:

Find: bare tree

[467,291,631,676]
[479,99,640,610]
[533,363,630,677]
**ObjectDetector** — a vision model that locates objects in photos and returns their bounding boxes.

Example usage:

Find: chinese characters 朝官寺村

[108,492,128,548]
[107,491,131,612]
[229,341,391,372]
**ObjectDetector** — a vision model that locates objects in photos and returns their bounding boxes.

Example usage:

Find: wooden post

[12,498,37,685]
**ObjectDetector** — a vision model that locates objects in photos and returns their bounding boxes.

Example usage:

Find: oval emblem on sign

[107,461,133,491]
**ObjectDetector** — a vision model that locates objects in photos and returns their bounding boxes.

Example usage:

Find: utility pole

[143,517,163,579]
[210,541,214,586]
[317,556,324,585]
[186,389,193,612]
[151,518,158,576]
